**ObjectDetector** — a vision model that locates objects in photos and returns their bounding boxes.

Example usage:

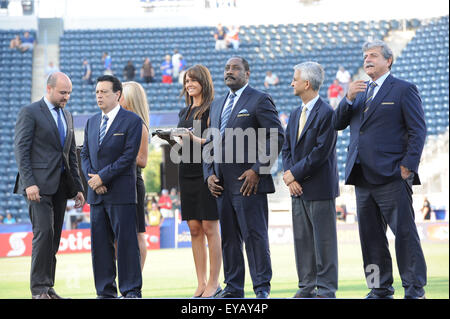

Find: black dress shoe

[292,289,316,298]
[215,290,243,298]
[48,289,69,299]
[404,294,426,299]
[256,291,270,299]
[364,291,394,299]
[32,293,51,299]
[124,291,142,298]
[96,295,118,299]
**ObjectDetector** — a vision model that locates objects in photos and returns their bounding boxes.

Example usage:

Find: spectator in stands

[264,70,279,90]
[227,25,240,50]
[45,61,60,79]
[123,60,136,81]
[214,23,228,50]
[334,40,427,299]
[3,212,16,224]
[102,52,113,75]
[282,61,339,298]
[335,65,351,94]
[19,31,35,52]
[169,187,180,212]
[82,59,93,85]
[9,34,21,50]
[160,55,173,84]
[177,55,187,84]
[0,214,4,224]
[13,72,85,299]
[141,57,155,83]
[119,81,150,272]
[336,204,347,222]
[327,79,344,109]
[158,189,173,217]
[148,202,164,226]
[172,49,182,79]
[421,197,432,220]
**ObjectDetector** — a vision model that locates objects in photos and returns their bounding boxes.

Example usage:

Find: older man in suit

[204,56,284,298]
[14,72,85,299]
[334,40,427,299]
[81,75,142,298]
[282,62,339,298]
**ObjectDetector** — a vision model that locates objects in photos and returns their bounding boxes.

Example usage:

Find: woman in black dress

[119,81,150,271]
[158,65,222,298]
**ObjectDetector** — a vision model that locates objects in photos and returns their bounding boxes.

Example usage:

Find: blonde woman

[119,81,150,271]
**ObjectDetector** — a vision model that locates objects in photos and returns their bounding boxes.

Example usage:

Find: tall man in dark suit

[282,62,339,298]
[334,40,427,299]
[203,56,284,298]
[81,75,143,298]
[14,72,85,299]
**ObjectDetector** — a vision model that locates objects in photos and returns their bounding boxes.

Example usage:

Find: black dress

[136,166,147,232]
[177,106,219,221]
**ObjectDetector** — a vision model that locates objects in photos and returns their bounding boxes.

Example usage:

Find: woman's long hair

[180,64,214,121]
[122,81,150,130]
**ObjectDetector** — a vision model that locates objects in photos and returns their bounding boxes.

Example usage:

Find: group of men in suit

[14,39,427,299]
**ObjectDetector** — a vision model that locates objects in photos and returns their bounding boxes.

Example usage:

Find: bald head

[46,72,72,108]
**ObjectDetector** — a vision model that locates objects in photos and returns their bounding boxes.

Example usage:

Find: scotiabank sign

[0,226,160,258]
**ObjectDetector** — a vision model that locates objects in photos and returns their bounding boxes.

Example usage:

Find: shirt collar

[302,94,320,112]
[229,83,248,99]
[43,96,57,111]
[102,104,121,120]
[372,71,390,87]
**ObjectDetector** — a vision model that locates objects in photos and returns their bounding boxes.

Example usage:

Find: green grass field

[0,242,448,299]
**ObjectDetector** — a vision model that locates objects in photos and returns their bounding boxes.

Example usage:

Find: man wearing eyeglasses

[14,72,85,299]
[80,75,143,299]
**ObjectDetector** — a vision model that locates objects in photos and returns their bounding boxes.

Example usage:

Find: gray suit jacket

[13,98,84,198]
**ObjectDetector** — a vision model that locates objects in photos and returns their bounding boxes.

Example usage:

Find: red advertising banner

[0,226,160,258]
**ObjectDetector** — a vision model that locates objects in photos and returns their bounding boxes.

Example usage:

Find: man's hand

[400,165,412,180]
[26,185,41,203]
[88,173,103,190]
[283,170,295,186]
[238,169,260,196]
[74,192,85,208]
[95,186,108,195]
[346,80,367,101]
[207,175,224,198]
[288,181,303,197]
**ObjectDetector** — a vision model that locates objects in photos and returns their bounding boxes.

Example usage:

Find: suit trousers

[27,174,68,295]
[291,197,338,298]
[216,190,272,296]
[355,173,427,298]
[90,203,142,297]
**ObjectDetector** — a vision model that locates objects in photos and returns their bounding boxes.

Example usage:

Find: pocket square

[113,133,124,136]
[381,102,395,105]
[237,113,250,117]
[238,109,249,114]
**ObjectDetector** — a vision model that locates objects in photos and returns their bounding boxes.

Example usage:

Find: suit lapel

[296,98,321,145]
[214,95,227,129]
[226,86,251,129]
[98,107,123,148]
[361,75,394,126]
[39,99,62,150]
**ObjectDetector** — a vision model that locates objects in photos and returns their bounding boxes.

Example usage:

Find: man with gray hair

[334,40,427,299]
[282,61,339,298]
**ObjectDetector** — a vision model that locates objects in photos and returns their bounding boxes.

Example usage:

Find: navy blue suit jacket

[282,97,339,201]
[334,74,426,185]
[203,85,284,195]
[80,107,142,204]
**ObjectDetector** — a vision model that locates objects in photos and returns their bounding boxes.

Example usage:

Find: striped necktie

[363,82,377,114]
[99,115,109,145]
[220,93,236,135]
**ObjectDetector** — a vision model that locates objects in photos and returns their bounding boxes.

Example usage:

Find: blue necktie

[54,107,66,171]
[99,115,109,145]
[54,107,66,147]
[220,93,236,135]
[363,82,377,113]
